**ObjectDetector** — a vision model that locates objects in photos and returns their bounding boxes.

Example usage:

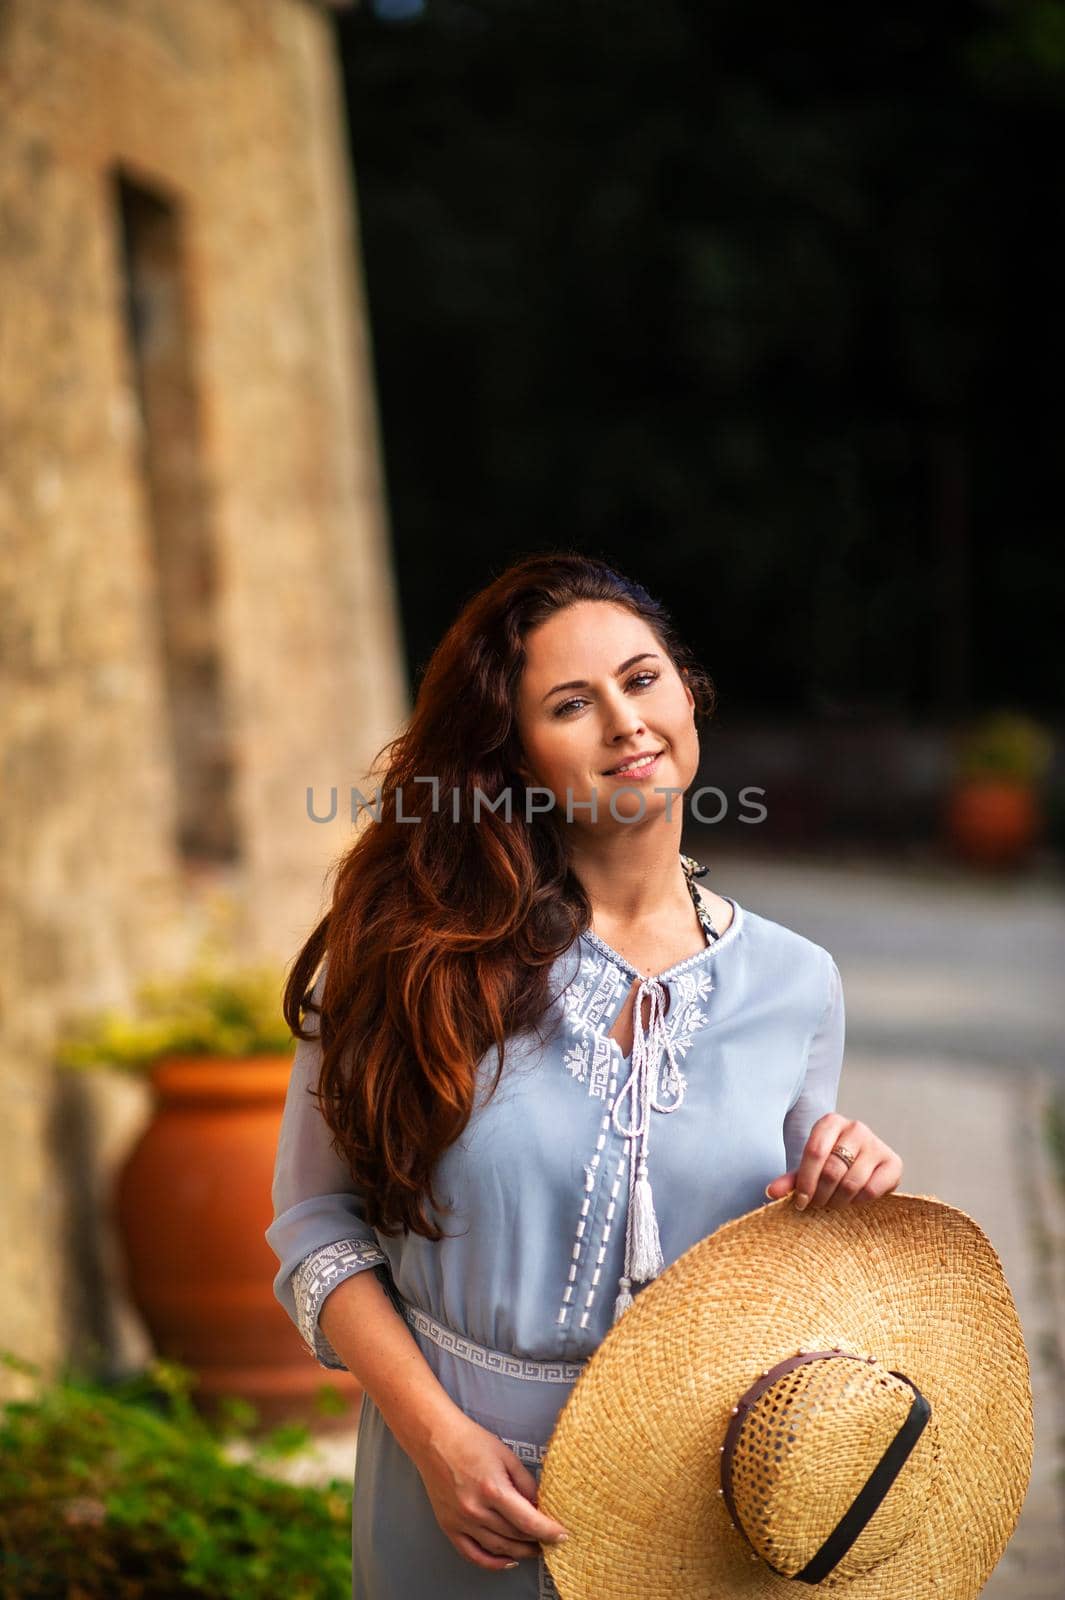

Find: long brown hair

[281,551,715,1241]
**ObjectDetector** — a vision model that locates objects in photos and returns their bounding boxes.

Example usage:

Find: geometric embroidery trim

[560,949,628,1099]
[538,1552,563,1600]
[292,1236,388,1369]
[499,1435,549,1467]
[498,1436,564,1599]
[397,1295,588,1383]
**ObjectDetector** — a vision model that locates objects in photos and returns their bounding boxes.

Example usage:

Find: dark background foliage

[336,0,1065,719]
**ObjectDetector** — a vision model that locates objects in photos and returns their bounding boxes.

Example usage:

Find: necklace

[681,852,719,942]
[588,852,719,966]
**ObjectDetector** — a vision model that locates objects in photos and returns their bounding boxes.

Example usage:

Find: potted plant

[944,709,1055,867]
[56,960,362,1430]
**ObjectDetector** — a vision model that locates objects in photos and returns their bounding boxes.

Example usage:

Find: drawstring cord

[610,975,687,1322]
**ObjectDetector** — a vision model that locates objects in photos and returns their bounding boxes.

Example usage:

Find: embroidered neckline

[556,866,735,1330]
[579,893,744,984]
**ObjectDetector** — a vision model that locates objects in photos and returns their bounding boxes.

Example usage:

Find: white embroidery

[579,1148,628,1331]
[500,1435,549,1465]
[559,950,627,1099]
[555,941,718,1331]
[399,1297,585,1382]
[561,1040,586,1083]
[292,1238,388,1369]
[661,965,715,1091]
[556,1048,623,1331]
[560,942,715,1101]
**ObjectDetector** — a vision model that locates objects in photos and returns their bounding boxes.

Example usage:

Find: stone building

[0,0,408,1391]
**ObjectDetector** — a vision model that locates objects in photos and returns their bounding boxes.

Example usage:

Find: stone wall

[0,0,408,1391]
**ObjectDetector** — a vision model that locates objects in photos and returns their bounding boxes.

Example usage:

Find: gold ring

[830,1143,856,1168]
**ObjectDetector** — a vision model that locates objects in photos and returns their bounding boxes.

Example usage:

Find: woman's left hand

[764,1114,903,1211]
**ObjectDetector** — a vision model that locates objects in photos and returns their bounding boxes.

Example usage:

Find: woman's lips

[601,750,664,781]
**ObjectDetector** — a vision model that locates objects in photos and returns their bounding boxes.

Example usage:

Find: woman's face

[513,600,698,824]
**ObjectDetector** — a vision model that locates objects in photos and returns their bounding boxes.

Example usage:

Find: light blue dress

[266,872,846,1599]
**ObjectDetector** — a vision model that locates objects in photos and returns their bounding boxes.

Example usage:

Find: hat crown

[725,1351,941,1583]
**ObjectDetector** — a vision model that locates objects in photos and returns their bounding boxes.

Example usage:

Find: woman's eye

[552,671,659,718]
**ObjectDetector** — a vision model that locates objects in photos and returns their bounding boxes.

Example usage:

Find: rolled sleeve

[266,962,392,1370]
[782,955,846,1174]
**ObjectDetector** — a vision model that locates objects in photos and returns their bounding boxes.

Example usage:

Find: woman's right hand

[411,1409,570,1570]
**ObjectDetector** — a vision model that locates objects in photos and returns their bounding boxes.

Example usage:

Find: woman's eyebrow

[541,653,660,702]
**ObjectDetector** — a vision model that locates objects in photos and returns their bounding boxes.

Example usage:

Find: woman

[266,551,903,1599]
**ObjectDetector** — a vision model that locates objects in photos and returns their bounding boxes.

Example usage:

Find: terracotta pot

[945,777,1040,867]
[114,1055,364,1429]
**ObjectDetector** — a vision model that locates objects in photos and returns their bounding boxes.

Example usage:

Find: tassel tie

[610,975,686,1324]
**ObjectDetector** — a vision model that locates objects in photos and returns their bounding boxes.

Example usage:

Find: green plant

[0,1351,352,1599]
[55,964,294,1075]
[953,710,1055,784]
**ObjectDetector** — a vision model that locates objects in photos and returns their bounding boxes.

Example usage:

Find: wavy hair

[281,550,716,1240]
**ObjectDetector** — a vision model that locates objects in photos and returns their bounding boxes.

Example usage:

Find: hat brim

[539,1192,1033,1600]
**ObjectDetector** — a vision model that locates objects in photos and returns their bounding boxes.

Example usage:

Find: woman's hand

[411,1409,569,1571]
[765,1114,903,1211]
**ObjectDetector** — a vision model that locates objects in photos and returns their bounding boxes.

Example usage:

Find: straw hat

[538,1191,1033,1599]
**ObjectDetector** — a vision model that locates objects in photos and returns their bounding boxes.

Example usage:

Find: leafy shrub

[0,1353,351,1598]
[953,710,1055,784]
[54,965,295,1075]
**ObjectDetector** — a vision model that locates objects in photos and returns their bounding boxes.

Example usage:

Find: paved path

[701,848,1065,1595]
[696,846,1065,1075]
[257,852,1065,1596]
[840,1054,1065,1597]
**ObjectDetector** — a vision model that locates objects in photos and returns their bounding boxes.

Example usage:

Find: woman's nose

[603,699,645,740]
